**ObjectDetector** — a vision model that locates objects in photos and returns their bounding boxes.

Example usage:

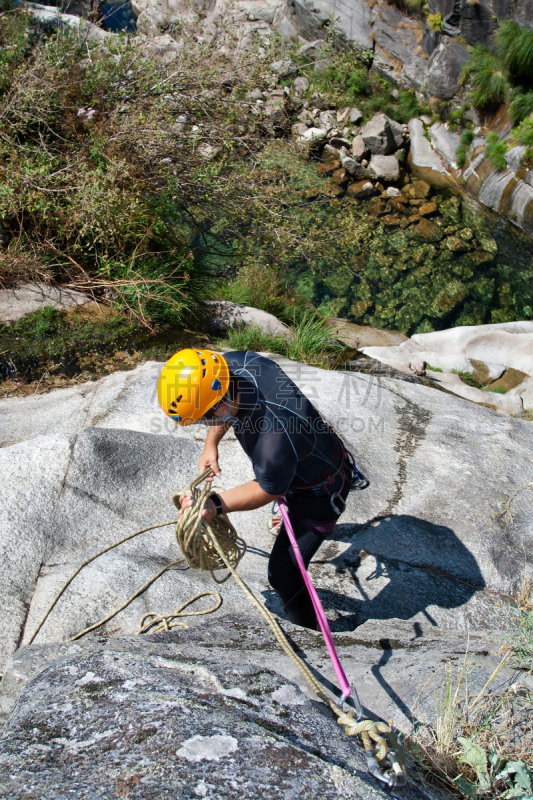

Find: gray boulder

[425,39,470,100]
[293,75,310,95]
[368,154,400,181]
[361,114,404,156]
[0,283,92,323]
[205,301,292,338]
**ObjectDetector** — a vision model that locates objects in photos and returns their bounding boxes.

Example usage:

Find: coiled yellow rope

[28,468,405,787]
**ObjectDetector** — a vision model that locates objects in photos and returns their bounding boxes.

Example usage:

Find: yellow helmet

[157,348,230,426]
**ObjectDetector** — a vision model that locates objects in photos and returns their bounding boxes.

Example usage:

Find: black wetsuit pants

[267,475,351,630]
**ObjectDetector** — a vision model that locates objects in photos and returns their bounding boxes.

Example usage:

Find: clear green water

[263,143,533,335]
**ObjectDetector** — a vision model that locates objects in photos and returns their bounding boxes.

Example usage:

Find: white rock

[386,186,402,197]
[0,283,92,323]
[368,154,400,181]
[301,126,328,142]
[408,118,454,188]
[177,734,238,762]
[205,301,293,338]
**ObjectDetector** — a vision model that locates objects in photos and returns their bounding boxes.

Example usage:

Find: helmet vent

[201,359,206,365]
[211,379,222,391]
[202,369,206,378]
[176,395,182,403]
[212,355,218,362]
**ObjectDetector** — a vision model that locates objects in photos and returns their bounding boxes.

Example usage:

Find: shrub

[462,45,508,108]
[461,129,475,146]
[509,88,533,124]
[513,117,533,148]
[0,8,31,95]
[427,13,443,32]
[456,144,467,168]
[496,19,533,88]
[485,132,508,171]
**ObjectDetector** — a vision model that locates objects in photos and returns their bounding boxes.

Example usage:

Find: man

[157,348,359,630]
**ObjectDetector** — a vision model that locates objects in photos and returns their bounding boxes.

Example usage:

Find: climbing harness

[28,469,406,790]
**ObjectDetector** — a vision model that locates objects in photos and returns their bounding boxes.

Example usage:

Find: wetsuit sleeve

[252,427,298,496]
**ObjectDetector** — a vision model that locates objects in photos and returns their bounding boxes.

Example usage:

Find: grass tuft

[462,45,509,109]
[496,19,533,88]
[485,133,508,171]
[217,310,344,369]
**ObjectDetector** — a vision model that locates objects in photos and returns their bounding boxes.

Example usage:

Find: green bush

[509,89,533,124]
[309,52,420,123]
[496,19,533,88]
[461,129,475,146]
[0,8,31,95]
[462,45,508,108]
[427,13,443,32]
[513,117,533,148]
[456,144,467,168]
[485,132,508,171]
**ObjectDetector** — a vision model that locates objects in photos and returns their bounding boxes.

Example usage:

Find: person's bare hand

[177,494,216,521]
[199,446,220,482]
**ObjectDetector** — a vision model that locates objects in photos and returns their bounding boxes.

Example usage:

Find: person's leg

[268,515,326,629]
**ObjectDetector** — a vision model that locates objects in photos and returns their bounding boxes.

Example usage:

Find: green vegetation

[496,19,533,88]
[217,311,344,368]
[509,88,533,124]
[485,133,508,171]
[461,45,508,109]
[427,12,443,32]
[513,117,533,148]
[306,50,425,123]
[462,19,533,125]
[456,145,467,168]
[482,384,507,394]
[0,6,31,93]
[461,129,475,147]
[426,364,443,372]
[452,369,482,388]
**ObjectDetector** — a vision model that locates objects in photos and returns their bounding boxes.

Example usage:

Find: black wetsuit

[224,351,352,629]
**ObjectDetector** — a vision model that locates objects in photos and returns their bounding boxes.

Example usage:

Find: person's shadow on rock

[264,515,485,633]
[320,514,486,632]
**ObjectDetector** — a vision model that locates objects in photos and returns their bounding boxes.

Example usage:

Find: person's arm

[179,479,281,521]
[198,421,231,481]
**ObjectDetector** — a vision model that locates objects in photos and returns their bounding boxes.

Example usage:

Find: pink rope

[278,499,351,701]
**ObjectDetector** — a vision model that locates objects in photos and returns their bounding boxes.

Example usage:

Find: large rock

[371,3,426,90]
[361,113,403,156]
[425,39,469,100]
[205,301,293,338]
[361,320,533,413]
[368,154,400,182]
[0,355,532,748]
[407,118,455,189]
[0,283,92,323]
[0,618,430,800]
